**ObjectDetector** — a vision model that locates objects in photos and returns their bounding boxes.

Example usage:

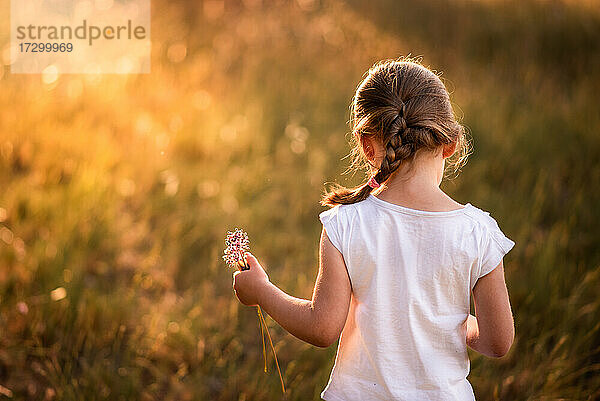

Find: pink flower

[223,228,250,270]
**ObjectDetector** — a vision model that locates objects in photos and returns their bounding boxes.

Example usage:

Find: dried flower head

[223,228,250,270]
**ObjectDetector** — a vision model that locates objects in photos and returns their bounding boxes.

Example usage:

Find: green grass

[0,0,599,399]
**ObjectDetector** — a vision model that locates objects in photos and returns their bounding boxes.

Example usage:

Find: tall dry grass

[0,0,598,399]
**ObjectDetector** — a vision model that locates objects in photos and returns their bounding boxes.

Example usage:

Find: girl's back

[319,194,514,400]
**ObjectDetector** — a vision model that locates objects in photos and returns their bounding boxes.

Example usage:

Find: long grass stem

[257,306,286,394]
[258,306,267,373]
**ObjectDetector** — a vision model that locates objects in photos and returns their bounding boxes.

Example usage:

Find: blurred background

[0,0,599,399]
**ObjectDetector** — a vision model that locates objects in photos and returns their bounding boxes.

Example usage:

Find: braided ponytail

[375,102,414,183]
[321,57,470,207]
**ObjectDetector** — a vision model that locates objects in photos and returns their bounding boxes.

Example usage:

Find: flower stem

[257,306,285,394]
[258,306,267,373]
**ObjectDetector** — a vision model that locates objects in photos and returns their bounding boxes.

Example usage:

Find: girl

[232,58,515,400]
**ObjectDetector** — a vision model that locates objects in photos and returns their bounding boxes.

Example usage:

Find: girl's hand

[232,252,270,306]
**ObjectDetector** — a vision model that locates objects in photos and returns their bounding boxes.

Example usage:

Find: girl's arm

[466,260,515,357]
[232,228,352,348]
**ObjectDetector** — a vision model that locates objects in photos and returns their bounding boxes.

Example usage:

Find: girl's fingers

[244,252,260,269]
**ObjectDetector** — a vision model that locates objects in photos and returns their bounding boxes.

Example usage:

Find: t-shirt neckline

[368,194,472,216]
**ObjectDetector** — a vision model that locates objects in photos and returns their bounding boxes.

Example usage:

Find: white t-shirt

[319,194,515,401]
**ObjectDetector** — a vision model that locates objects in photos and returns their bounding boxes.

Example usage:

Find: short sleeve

[478,217,516,279]
[319,206,344,254]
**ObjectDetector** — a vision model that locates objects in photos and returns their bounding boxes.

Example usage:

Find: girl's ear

[361,136,376,161]
[442,142,457,159]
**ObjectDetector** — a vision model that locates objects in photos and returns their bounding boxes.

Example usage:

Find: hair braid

[373,102,414,183]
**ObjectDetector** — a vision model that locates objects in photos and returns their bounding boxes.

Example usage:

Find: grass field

[0,0,599,399]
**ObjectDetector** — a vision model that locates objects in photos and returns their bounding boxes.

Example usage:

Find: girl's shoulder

[318,202,363,253]
[461,203,504,230]
[318,201,360,225]
[461,203,515,253]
